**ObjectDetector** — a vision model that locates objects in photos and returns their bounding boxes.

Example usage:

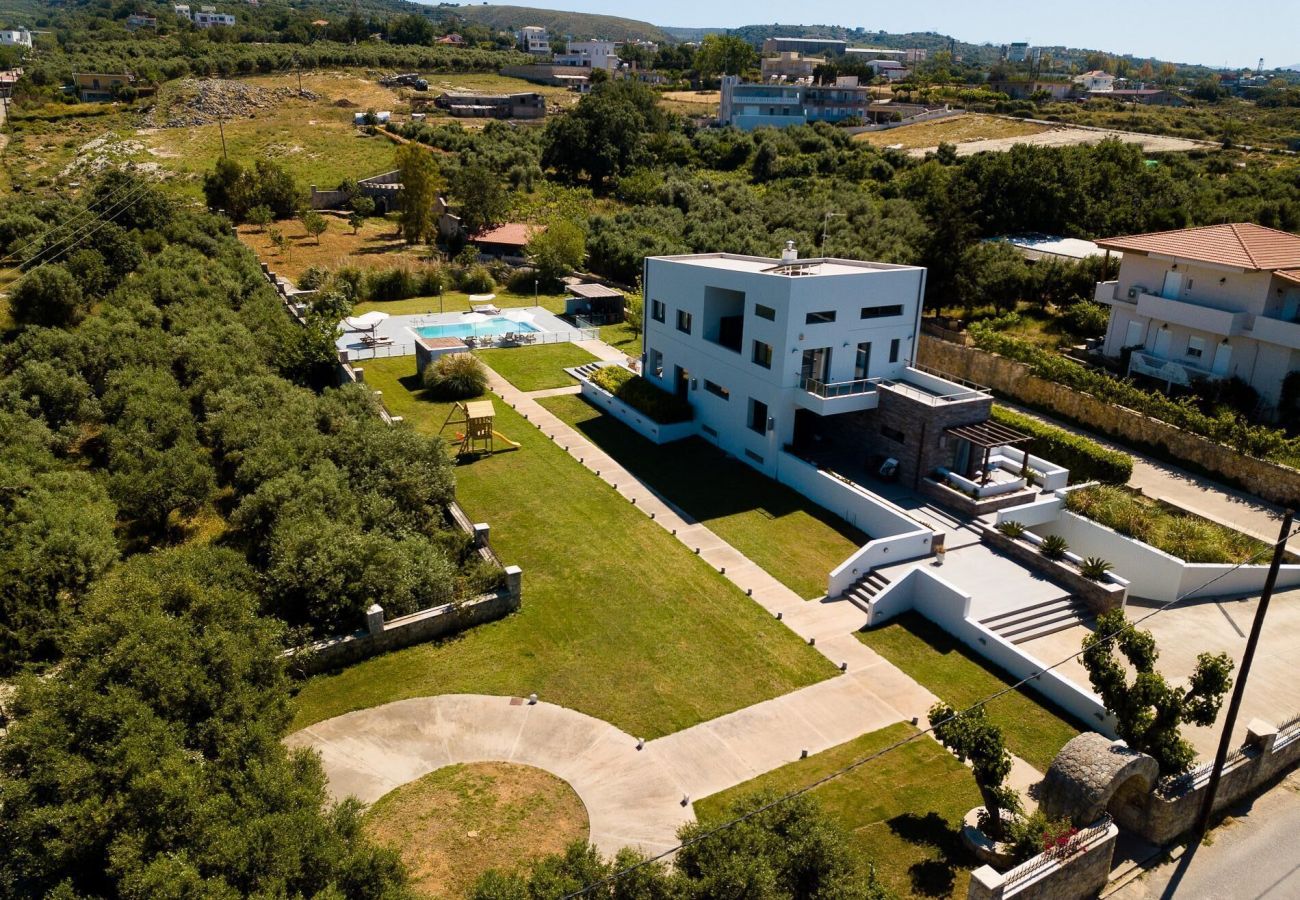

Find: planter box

[920,477,1041,518]
[981,525,1128,615]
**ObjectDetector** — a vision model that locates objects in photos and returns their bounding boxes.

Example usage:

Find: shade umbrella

[342,310,389,340]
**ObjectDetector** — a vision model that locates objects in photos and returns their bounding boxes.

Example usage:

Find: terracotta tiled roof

[1277,269,1300,286]
[1096,224,1300,271]
[471,222,543,247]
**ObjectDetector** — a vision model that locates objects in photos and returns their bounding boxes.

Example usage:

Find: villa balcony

[1133,292,1249,336]
[1127,349,1220,387]
[1093,281,1122,304]
[1248,314,1300,351]
[794,376,880,415]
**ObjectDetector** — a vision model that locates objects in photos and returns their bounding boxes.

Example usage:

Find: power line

[0,168,151,269]
[560,519,1300,899]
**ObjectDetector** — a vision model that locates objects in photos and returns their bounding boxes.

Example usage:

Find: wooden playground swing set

[438,399,521,457]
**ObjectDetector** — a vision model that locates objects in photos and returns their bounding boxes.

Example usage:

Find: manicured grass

[695,722,983,899]
[352,290,572,318]
[857,613,1080,771]
[363,761,587,899]
[537,394,867,599]
[598,319,641,360]
[475,344,597,392]
[291,356,834,734]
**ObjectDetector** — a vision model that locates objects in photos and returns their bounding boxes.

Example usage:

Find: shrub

[1039,534,1069,560]
[422,353,488,400]
[298,266,329,291]
[456,264,496,294]
[366,267,420,301]
[1006,811,1079,865]
[997,520,1025,539]
[991,406,1132,485]
[1061,300,1109,338]
[589,366,692,424]
[1079,556,1113,581]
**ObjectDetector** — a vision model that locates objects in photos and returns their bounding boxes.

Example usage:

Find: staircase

[980,596,1094,645]
[571,362,609,380]
[841,570,892,614]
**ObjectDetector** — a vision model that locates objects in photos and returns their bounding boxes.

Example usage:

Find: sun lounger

[471,303,501,315]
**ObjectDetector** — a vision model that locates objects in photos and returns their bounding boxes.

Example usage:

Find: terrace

[335,306,593,360]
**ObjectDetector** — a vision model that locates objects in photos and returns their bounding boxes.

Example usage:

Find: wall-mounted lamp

[767,416,775,432]
[1221,337,1230,345]
[690,378,698,390]
[1171,263,1178,270]
[1220,277,1227,284]
[843,341,850,347]
[1159,323,1168,330]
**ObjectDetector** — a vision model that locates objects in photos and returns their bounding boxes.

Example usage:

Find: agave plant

[1079,556,1113,581]
[997,520,1026,539]
[1039,534,1069,560]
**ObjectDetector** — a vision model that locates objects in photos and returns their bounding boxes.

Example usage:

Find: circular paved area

[286,694,694,856]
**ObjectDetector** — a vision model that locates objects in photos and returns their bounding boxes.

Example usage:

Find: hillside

[431,4,671,43]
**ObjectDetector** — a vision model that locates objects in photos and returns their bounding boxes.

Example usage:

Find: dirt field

[855,113,1048,149]
[659,89,719,118]
[236,216,433,282]
[362,762,588,898]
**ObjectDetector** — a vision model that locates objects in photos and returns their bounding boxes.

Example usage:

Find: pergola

[945,420,1032,483]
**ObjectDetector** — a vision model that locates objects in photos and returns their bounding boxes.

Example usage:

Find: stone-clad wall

[967,820,1118,900]
[917,337,1300,506]
[874,386,993,489]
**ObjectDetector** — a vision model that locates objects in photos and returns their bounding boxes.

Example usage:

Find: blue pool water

[415,317,540,339]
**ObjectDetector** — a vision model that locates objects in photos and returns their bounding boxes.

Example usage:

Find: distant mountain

[428,4,671,43]
[1284,64,1300,72]
[660,26,726,42]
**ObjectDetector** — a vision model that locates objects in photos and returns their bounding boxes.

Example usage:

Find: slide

[492,431,522,451]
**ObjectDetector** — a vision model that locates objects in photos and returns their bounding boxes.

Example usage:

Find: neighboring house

[1093,223,1300,414]
[861,59,910,81]
[987,79,1073,100]
[434,90,546,119]
[173,4,191,15]
[352,110,391,125]
[641,243,1002,487]
[0,69,21,98]
[761,36,847,57]
[73,72,134,101]
[1090,88,1185,106]
[0,26,32,47]
[565,282,625,323]
[1003,42,1030,62]
[719,75,872,130]
[994,235,1119,264]
[1073,69,1115,92]
[436,33,465,45]
[471,222,543,259]
[192,7,235,27]
[555,39,619,71]
[760,52,816,81]
[517,25,550,55]
[434,196,462,240]
[126,14,157,29]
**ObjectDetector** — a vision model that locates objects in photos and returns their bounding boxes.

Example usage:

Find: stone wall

[875,386,993,489]
[917,336,1300,506]
[286,567,522,675]
[967,820,1118,900]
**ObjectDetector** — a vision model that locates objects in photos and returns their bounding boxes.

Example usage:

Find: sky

[470,0,1298,69]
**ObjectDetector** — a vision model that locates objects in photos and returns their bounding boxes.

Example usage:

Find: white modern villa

[1093,223,1300,414]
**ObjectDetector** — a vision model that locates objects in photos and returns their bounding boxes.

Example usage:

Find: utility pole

[822,211,842,250]
[217,114,227,158]
[1195,508,1294,839]
[297,57,303,97]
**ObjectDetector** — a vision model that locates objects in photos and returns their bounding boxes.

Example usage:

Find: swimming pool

[415,317,541,339]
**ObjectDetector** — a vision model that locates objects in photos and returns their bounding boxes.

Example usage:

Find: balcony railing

[1127,350,1218,386]
[799,376,880,398]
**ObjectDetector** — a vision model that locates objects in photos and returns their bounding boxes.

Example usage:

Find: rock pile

[150,78,321,128]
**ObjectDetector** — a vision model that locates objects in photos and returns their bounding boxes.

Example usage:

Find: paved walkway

[1001,401,1294,552]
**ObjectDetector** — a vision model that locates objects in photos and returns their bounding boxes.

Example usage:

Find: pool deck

[336,306,578,360]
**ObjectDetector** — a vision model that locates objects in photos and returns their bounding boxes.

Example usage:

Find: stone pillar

[473,523,490,548]
[366,604,385,637]
[967,866,1005,900]
[504,565,523,601]
[1246,719,1278,754]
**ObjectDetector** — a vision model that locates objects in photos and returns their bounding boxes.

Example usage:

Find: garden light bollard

[528,693,538,705]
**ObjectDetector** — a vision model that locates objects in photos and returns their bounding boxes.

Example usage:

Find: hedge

[991,406,1133,485]
[590,366,693,425]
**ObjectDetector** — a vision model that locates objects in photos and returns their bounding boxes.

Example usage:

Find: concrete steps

[571,362,609,380]
[842,570,892,614]
[980,595,1094,645]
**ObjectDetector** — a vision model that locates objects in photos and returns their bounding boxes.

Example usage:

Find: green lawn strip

[694,721,983,899]
[291,356,834,734]
[353,291,572,318]
[536,394,867,600]
[598,320,641,359]
[857,613,1080,771]
[475,344,598,393]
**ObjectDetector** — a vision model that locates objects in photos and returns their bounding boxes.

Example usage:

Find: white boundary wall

[868,567,1116,734]
[576,379,697,445]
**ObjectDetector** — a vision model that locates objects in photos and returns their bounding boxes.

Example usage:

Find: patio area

[337,306,592,361]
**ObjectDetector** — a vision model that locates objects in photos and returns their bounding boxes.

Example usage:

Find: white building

[555,39,619,71]
[173,4,191,15]
[126,14,158,29]
[517,26,550,55]
[1074,70,1115,92]
[641,244,996,484]
[1004,42,1030,62]
[192,7,235,27]
[1093,223,1300,414]
[760,51,816,81]
[0,26,32,48]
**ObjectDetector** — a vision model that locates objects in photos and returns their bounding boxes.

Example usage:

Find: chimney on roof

[781,241,797,263]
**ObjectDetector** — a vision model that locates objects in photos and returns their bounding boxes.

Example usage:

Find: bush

[997,520,1026,539]
[455,264,496,294]
[1039,534,1069,560]
[1006,811,1079,865]
[991,406,1132,485]
[366,267,420,301]
[589,366,692,424]
[1079,556,1113,581]
[422,353,488,400]
[298,266,329,291]
[1060,300,1109,338]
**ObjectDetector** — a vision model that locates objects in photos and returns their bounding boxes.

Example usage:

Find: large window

[805,310,836,325]
[648,348,663,378]
[651,299,665,323]
[754,303,776,321]
[676,309,693,334]
[854,341,871,379]
[861,304,903,319]
[889,338,901,364]
[704,379,730,400]
[752,340,773,369]
[1186,336,1205,359]
[748,398,769,435]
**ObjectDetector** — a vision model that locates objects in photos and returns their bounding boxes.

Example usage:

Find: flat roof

[996,235,1119,261]
[648,252,919,277]
[568,283,623,299]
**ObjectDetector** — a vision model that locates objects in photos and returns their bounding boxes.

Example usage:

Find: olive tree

[930,702,1021,840]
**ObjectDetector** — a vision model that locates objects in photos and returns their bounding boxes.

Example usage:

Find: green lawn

[857,613,1080,771]
[475,344,598,393]
[695,722,983,899]
[353,290,571,318]
[598,319,641,360]
[291,356,834,734]
[537,394,867,599]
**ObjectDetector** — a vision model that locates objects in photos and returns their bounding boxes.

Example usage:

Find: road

[1108,768,1300,899]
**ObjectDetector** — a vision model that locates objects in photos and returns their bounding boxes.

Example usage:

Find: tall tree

[930,703,1021,841]
[450,163,510,236]
[695,33,757,82]
[396,143,442,245]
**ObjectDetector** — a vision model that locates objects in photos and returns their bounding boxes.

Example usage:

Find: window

[854,341,871,379]
[703,379,730,400]
[744,450,764,464]
[881,424,905,443]
[651,299,665,323]
[752,340,773,369]
[748,398,769,435]
[648,348,663,378]
[701,424,718,438]
[754,303,776,321]
[889,338,901,364]
[676,309,692,334]
[805,310,836,325]
[1187,336,1205,359]
[860,304,904,319]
